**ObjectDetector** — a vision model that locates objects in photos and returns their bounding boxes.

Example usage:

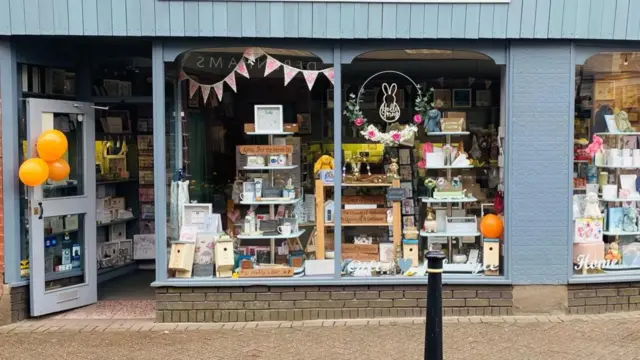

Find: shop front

[0,0,638,323]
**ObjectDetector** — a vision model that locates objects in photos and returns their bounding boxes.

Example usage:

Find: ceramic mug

[240,192,255,202]
[277,223,292,236]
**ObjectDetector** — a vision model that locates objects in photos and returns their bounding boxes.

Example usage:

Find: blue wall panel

[9,0,26,35]
[23,0,40,34]
[508,41,571,284]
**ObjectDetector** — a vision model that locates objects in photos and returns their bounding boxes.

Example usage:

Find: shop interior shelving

[238,132,306,263]
[419,131,479,270]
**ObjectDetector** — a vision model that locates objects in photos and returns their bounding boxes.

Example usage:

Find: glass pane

[41,112,84,198]
[43,213,85,291]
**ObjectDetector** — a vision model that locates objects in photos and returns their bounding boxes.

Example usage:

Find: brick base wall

[0,285,28,325]
[568,283,640,314]
[155,285,514,323]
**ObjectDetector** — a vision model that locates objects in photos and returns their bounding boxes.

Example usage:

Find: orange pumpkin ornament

[47,158,70,181]
[37,129,68,161]
[480,214,503,238]
[18,158,49,186]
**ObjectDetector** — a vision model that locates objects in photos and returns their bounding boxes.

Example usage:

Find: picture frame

[182,203,213,231]
[434,89,451,108]
[254,105,284,133]
[452,89,472,107]
[594,80,615,100]
[102,110,131,133]
[475,90,492,107]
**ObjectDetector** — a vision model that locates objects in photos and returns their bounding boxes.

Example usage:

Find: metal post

[425,250,445,360]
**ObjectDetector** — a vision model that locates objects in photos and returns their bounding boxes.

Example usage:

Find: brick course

[568,283,640,314]
[155,285,514,323]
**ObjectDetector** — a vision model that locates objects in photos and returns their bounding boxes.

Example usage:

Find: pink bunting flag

[201,85,212,103]
[302,70,319,90]
[283,65,299,86]
[437,77,444,87]
[264,56,281,77]
[322,68,335,85]
[224,72,237,92]
[189,79,200,99]
[235,59,250,78]
[243,48,263,65]
[213,82,224,101]
[179,71,187,81]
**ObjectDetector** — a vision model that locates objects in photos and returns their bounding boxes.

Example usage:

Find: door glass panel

[41,112,84,199]
[43,213,85,291]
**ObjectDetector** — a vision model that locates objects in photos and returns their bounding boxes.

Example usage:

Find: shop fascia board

[162,38,334,63]
[150,276,512,288]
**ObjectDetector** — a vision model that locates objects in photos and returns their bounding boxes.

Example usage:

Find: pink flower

[367,130,376,139]
[354,117,364,126]
[417,160,426,169]
[413,114,422,124]
[391,132,401,142]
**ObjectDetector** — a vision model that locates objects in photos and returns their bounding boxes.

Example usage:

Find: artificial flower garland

[344,87,435,146]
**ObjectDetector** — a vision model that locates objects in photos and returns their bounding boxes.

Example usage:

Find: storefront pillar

[332,44,342,275]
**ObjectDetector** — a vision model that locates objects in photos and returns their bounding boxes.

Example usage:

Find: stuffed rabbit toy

[379,83,401,122]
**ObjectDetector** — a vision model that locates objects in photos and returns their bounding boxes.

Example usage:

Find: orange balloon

[37,129,68,161]
[19,158,49,186]
[47,158,70,181]
[480,214,503,238]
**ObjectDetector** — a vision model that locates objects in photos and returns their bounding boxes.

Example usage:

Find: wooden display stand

[314,179,402,260]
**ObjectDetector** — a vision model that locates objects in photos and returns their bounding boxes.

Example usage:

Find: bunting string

[180,47,335,103]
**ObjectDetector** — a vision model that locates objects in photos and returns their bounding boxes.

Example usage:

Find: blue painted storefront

[1,0,638,293]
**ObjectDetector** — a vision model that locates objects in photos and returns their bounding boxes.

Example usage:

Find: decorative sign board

[238,145,293,155]
[238,267,294,277]
[386,188,406,202]
[342,195,386,204]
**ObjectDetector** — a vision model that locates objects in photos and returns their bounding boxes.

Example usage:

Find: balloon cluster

[19,130,70,187]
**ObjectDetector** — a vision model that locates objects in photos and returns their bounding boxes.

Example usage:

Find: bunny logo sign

[379,83,401,123]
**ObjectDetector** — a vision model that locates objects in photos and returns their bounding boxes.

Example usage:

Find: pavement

[2,313,640,359]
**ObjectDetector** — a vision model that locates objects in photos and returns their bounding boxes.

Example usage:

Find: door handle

[38,202,43,220]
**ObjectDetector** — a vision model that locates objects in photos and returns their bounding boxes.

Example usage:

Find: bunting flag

[201,85,212,103]
[468,77,476,86]
[485,80,492,89]
[437,77,444,87]
[235,59,250,78]
[181,47,335,104]
[189,79,200,99]
[264,56,281,77]
[224,73,237,92]
[322,68,335,85]
[283,65,300,86]
[213,82,224,101]
[303,70,319,90]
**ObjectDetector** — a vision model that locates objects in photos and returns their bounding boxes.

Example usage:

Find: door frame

[26,98,97,317]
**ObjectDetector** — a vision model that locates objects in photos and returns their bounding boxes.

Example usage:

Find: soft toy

[586,135,603,158]
[616,111,636,132]
[623,207,638,232]
[583,192,602,219]
[425,109,441,133]
[605,242,622,262]
[313,155,334,174]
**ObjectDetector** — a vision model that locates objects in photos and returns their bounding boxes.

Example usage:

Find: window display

[574,52,640,275]
[166,47,506,281]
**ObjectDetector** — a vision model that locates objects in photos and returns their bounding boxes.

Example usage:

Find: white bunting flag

[303,70,319,90]
[243,48,263,65]
[235,59,250,78]
[322,68,335,85]
[264,56,281,77]
[189,79,200,99]
[437,77,444,87]
[283,65,299,86]
[485,80,492,89]
[213,82,224,101]
[468,77,475,86]
[201,85,212,103]
[224,73,237,92]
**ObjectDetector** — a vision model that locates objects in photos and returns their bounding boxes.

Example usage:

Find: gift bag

[133,222,156,260]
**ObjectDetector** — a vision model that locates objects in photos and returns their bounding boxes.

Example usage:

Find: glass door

[26,99,97,316]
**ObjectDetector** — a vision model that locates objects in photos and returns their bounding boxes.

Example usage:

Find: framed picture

[594,80,615,100]
[434,89,451,108]
[452,89,472,107]
[399,149,411,165]
[476,90,492,107]
[402,199,415,214]
[403,216,415,228]
[182,203,213,231]
[254,105,283,133]
[399,166,413,181]
[297,113,311,134]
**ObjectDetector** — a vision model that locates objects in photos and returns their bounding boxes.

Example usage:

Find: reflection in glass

[43,214,85,291]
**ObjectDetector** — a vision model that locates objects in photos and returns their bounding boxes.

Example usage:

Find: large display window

[573,51,640,276]
[165,46,506,282]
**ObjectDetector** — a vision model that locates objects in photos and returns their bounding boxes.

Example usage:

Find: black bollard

[425,250,446,360]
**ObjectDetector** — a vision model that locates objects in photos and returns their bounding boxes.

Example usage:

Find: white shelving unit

[420,131,479,268]
[238,131,300,263]
[603,230,640,236]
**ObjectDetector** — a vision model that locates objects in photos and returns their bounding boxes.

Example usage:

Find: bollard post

[425,250,445,360]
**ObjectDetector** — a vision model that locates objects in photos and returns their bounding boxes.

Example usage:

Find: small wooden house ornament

[215,235,235,278]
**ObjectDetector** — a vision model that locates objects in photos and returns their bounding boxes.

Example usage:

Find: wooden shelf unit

[314,178,402,260]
